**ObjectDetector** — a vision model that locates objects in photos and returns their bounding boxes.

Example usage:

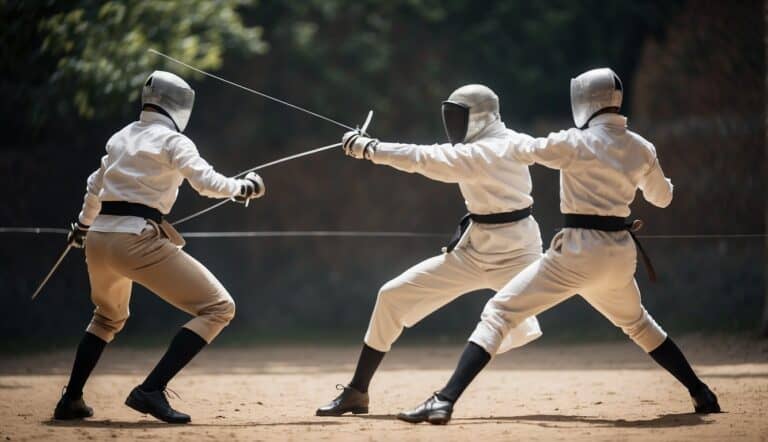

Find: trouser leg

[104,227,236,390]
[122,244,236,344]
[84,232,133,343]
[581,279,667,352]
[364,252,485,352]
[470,255,580,355]
[582,279,708,393]
[353,252,485,393]
[483,248,544,353]
[67,231,131,398]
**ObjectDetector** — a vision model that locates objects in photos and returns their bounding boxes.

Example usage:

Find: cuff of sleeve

[78,212,95,227]
[369,141,396,165]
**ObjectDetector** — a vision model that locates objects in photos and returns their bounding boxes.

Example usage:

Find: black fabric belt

[563,214,657,283]
[445,206,532,253]
[100,201,164,223]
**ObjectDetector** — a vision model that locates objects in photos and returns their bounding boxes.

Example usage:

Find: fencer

[398,68,720,425]
[316,84,544,416]
[53,71,265,424]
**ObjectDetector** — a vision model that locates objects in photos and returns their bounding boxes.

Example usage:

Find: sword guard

[359,110,374,136]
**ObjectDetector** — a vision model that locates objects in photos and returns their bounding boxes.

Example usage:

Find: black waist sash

[563,214,657,282]
[100,201,164,223]
[445,206,533,253]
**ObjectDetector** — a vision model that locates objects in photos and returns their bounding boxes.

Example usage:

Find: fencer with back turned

[316,84,545,416]
[398,68,720,425]
[53,71,265,424]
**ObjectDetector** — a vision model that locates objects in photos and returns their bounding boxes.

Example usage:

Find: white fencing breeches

[469,228,667,355]
[364,230,543,354]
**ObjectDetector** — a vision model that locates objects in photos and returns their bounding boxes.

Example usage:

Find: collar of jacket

[473,119,508,140]
[139,110,177,131]
[588,113,628,128]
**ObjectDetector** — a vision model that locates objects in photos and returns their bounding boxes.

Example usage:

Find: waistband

[444,207,533,253]
[563,214,628,231]
[100,201,164,223]
[470,207,533,224]
[562,214,657,283]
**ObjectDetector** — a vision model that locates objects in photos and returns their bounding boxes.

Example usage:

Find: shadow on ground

[43,419,346,428]
[455,413,714,428]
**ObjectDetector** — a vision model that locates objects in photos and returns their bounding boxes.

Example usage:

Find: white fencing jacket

[78,111,243,233]
[370,121,541,255]
[508,114,673,216]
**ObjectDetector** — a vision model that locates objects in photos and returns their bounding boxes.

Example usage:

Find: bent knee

[376,281,405,306]
[202,295,236,326]
[622,309,667,352]
[87,315,129,343]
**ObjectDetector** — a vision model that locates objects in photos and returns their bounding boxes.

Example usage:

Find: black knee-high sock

[438,342,491,403]
[348,344,386,393]
[648,337,705,393]
[140,328,207,392]
[65,332,107,399]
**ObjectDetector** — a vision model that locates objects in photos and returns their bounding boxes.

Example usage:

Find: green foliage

[2,0,266,128]
[250,0,683,139]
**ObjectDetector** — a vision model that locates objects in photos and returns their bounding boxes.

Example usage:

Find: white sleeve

[370,141,496,184]
[507,129,579,170]
[638,157,673,208]
[168,135,242,198]
[77,155,107,226]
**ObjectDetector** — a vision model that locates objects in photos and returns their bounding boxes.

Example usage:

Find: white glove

[342,130,378,160]
[233,172,265,206]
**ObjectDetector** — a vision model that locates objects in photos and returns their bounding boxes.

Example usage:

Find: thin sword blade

[360,110,374,135]
[171,142,342,227]
[148,49,355,132]
[31,244,72,300]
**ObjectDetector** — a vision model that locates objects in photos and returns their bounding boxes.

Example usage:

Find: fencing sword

[31,244,72,300]
[171,110,373,226]
[30,48,375,299]
[148,49,371,135]
[28,112,374,299]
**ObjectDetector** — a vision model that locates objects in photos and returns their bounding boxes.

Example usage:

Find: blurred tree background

[0,0,764,349]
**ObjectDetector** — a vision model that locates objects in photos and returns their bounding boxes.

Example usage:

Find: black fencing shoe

[397,393,454,425]
[691,384,721,413]
[316,384,369,416]
[54,390,94,420]
[125,386,191,424]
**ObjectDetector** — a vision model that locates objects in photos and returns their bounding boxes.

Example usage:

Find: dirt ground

[1,335,766,441]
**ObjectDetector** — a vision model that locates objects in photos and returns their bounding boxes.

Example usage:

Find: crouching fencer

[53,71,265,424]
[398,68,720,425]
[316,84,544,416]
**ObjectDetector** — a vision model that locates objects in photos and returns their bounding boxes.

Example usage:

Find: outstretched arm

[168,135,260,200]
[505,129,580,170]
[342,131,498,184]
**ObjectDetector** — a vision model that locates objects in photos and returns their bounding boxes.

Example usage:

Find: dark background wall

[0,0,764,349]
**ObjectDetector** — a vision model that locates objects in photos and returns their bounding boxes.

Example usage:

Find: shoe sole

[53,411,93,420]
[694,404,721,414]
[427,411,451,425]
[316,407,369,417]
[397,411,451,425]
[125,393,191,424]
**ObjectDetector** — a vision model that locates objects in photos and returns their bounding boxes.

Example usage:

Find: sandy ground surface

[1,335,766,441]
